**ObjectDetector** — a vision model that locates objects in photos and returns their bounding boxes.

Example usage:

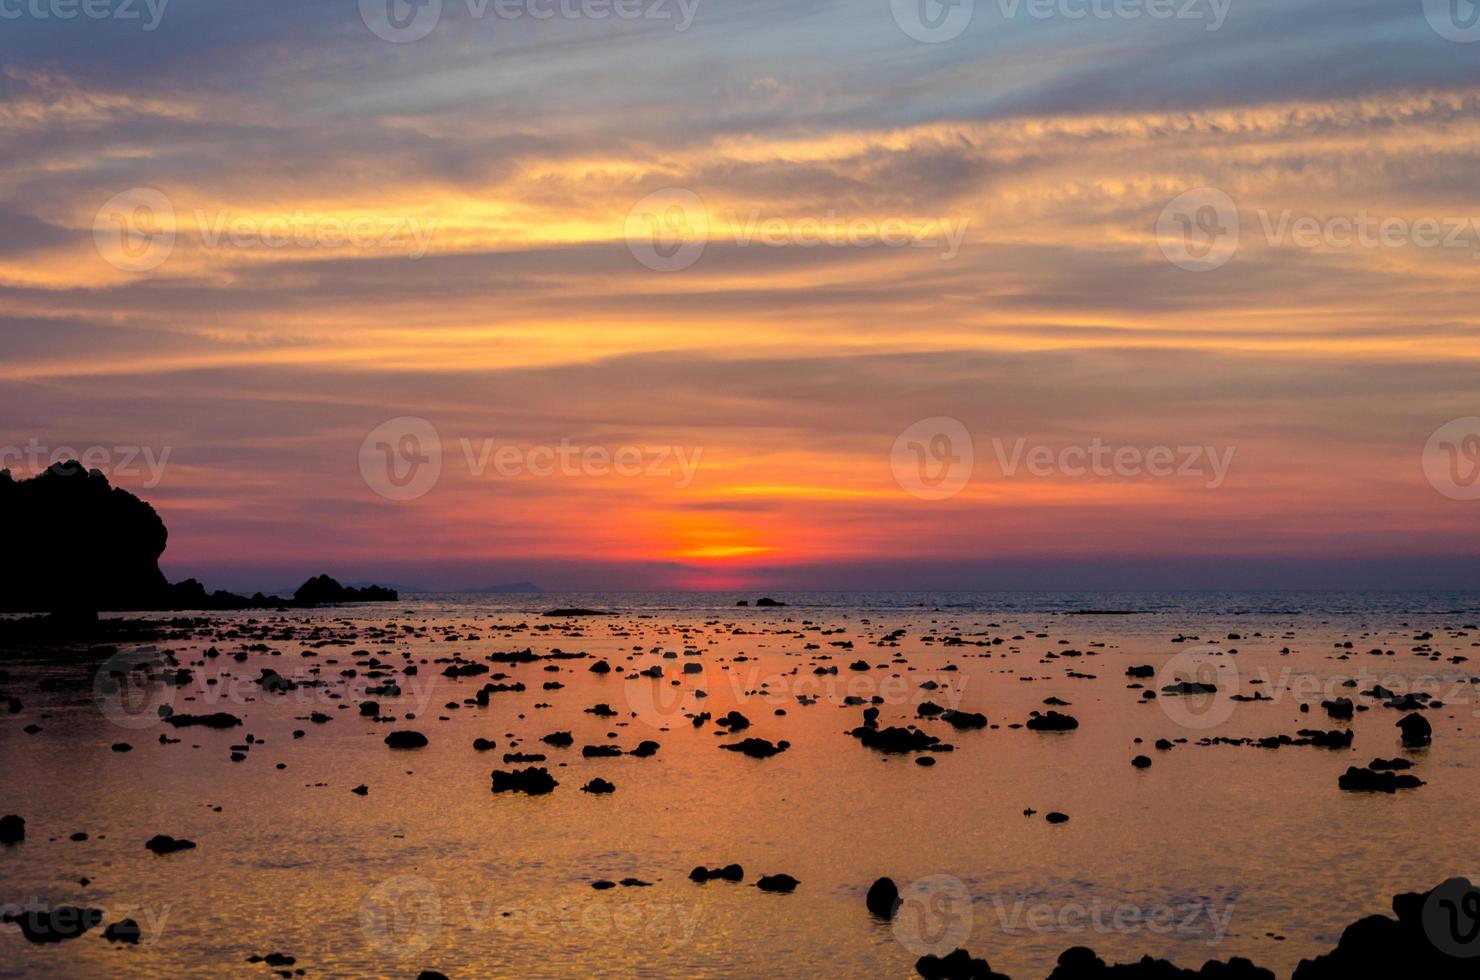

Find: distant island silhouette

[0,462,397,613]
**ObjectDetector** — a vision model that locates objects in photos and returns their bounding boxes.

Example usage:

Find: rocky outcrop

[0,461,397,612]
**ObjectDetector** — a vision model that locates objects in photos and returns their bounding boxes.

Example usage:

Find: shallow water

[2,591,1479,978]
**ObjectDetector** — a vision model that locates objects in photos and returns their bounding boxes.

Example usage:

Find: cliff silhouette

[0,462,396,613]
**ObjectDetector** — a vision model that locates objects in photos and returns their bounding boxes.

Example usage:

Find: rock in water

[164,712,242,729]
[145,834,196,854]
[0,814,23,843]
[1026,711,1079,731]
[1396,713,1431,747]
[915,948,1010,980]
[941,710,988,730]
[103,918,142,943]
[756,874,799,893]
[490,767,558,795]
[1,906,104,943]
[1338,767,1424,793]
[385,731,428,749]
[866,877,900,918]
[1046,945,1273,979]
[718,738,790,759]
[293,574,397,605]
[1292,878,1480,978]
[690,864,744,883]
[581,778,616,794]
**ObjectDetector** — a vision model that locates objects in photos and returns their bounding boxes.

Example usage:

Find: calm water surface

[2,591,1479,977]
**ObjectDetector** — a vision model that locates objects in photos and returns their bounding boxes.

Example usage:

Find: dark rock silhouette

[103,918,142,943]
[0,814,23,843]
[851,722,948,754]
[293,574,396,605]
[719,737,790,758]
[0,463,397,612]
[1,905,103,943]
[1397,713,1432,747]
[385,731,428,749]
[1026,711,1079,731]
[491,767,558,794]
[1046,946,1273,978]
[1293,878,1479,978]
[164,711,241,729]
[0,462,168,612]
[756,873,799,893]
[690,864,744,882]
[1338,766,1424,792]
[866,877,900,918]
[915,948,1010,979]
[755,597,786,607]
[581,778,616,793]
[145,834,195,854]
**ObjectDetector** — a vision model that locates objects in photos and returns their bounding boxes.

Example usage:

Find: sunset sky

[3,0,1480,591]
